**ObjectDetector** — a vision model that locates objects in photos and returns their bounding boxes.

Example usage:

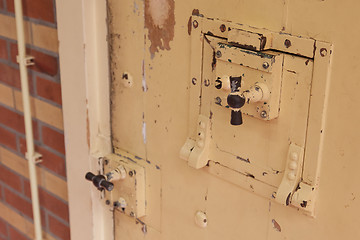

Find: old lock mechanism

[216,76,270,125]
[85,165,127,192]
[85,172,114,191]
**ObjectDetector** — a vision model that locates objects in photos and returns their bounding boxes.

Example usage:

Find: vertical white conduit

[13,0,43,239]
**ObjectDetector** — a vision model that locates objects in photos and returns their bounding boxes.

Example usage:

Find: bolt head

[220,24,226,32]
[192,78,197,85]
[320,48,327,57]
[129,171,133,177]
[262,62,269,69]
[260,111,267,119]
[284,39,291,48]
[216,50,222,58]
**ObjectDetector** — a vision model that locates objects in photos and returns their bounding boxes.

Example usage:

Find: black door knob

[85,172,114,191]
[227,94,246,126]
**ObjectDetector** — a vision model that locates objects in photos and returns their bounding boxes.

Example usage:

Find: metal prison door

[98,0,360,239]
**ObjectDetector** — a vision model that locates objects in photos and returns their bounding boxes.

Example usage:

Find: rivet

[291,152,298,161]
[193,20,199,28]
[220,24,226,32]
[105,200,111,205]
[287,172,296,180]
[216,50,222,58]
[128,171,134,177]
[320,48,327,57]
[284,39,291,48]
[260,111,267,118]
[271,192,277,198]
[195,211,207,228]
[192,77,197,85]
[262,62,269,69]
[288,161,298,170]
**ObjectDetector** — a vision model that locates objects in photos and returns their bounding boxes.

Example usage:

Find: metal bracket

[292,182,317,216]
[180,115,211,169]
[103,154,146,218]
[25,152,43,164]
[16,55,35,66]
[275,143,304,205]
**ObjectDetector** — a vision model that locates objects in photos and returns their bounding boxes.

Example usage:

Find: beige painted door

[104,0,360,239]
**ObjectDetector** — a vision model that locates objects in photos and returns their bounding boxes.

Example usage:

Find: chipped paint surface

[145,0,175,55]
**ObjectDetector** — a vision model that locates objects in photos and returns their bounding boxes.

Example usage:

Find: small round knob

[85,172,114,191]
[227,94,246,126]
[227,94,246,109]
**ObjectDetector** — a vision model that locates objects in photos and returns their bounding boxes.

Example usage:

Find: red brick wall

[0,0,70,239]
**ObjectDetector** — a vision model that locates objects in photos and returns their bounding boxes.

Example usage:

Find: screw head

[129,171,134,177]
[262,62,269,69]
[130,212,135,217]
[216,50,222,58]
[105,200,111,205]
[193,20,199,28]
[260,111,267,118]
[220,24,226,32]
[320,48,327,57]
[284,39,291,48]
[192,78,197,85]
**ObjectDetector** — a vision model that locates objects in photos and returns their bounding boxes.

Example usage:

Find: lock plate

[211,39,283,120]
[181,15,333,216]
[103,154,146,218]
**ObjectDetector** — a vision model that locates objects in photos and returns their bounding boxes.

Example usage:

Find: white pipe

[13,0,43,239]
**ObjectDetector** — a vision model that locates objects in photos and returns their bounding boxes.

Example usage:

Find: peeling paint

[145,0,175,56]
[272,219,281,232]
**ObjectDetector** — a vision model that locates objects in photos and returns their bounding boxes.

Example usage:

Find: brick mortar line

[0,110,65,157]
[46,209,70,227]
[0,11,57,29]
[0,144,67,182]
[0,34,59,57]
[1,178,70,217]
[14,173,69,206]
[32,70,61,84]
[38,120,64,135]
[0,182,70,231]
[6,37,59,57]
[0,83,63,119]
[3,139,68,180]
[0,182,33,205]
[0,215,10,239]
[0,210,45,240]
[0,160,68,205]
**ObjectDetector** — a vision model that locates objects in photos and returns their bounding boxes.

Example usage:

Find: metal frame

[56,0,113,239]
[184,15,333,216]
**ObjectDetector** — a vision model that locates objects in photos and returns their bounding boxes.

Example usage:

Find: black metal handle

[85,172,114,191]
[227,94,246,126]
